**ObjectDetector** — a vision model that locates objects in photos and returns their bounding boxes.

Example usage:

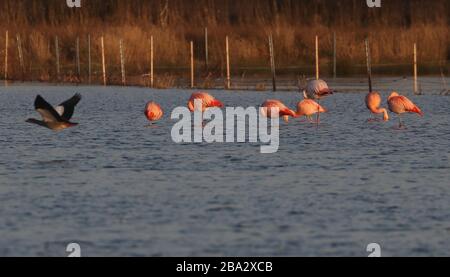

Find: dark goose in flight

[26,94,81,131]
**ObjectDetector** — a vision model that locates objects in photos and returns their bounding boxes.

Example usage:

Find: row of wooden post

[2,30,422,92]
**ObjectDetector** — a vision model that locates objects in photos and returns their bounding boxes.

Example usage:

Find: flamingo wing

[398,96,423,116]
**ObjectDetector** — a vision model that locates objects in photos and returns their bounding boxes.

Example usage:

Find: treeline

[0,0,448,83]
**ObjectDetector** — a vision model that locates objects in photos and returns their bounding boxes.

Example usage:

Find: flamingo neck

[375,108,389,121]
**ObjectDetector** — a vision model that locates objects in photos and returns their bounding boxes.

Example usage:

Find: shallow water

[0,80,449,257]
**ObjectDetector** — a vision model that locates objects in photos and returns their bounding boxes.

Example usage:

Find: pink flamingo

[261,99,297,123]
[188,92,224,112]
[387,92,423,128]
[295,99,327,123]
[303,79,334,100]
[365,92,389,122]
[302,79,334,125]
[145,101,164,122]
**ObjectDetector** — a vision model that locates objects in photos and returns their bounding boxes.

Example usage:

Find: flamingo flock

[26,79,424,131]
[143,79,423,129]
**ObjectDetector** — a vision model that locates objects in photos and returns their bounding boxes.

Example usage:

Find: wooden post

[365,38,373,93]
[205,27,209,71]
[333,32,337,79]
[315,35,319,80]
[268,34,276,91]
[190,41,194,88]
[88,35,92,84]
[120,39,126,86]
[226,36,231,89]
[55,36,60,81]
[76,37,81,80]
[101,36,106,86]
[150,36,154,88]
[17,34,25,81]
[414,43,418,95]
[4,31,8,86]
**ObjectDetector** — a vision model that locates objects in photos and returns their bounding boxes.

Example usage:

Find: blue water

[0,82,449,257]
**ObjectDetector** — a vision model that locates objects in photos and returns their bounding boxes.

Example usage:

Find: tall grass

[0,0,448,83]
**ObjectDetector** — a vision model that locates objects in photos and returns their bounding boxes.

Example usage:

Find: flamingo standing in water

[302,79,334,125]
[387,92,423,128]
[145,101,164,122]
[365,92,389,122]
[261,99,297,123]
[303,79,334,100]
[296,99,327,123]
[187,92,224,112]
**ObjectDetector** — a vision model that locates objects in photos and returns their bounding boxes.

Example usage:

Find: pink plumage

[388,92,423,116]
[188,92,224,112]
[145,101,164,122]
[366,92,389,121]
[261,99,297,122]
[296,99,327,118]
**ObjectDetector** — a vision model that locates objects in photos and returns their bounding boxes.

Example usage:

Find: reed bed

[0,0,448,86]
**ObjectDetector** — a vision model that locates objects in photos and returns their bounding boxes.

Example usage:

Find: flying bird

[387,92,423,128]
[26,94,81,131]
[365,92,389,122]
[187,92,224,112]
[261,99,297,123]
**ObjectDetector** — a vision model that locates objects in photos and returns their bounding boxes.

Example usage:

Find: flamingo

[296,99,327,123]
[387,92,423,128]
[365,92,389,122]
[187,92,224,112]
[302,79,334,125]
[303,79,334,100]
[26,94,81,131]
[145,101,164,122]
[261,99,297,123]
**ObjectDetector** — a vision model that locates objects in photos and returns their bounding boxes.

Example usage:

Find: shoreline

[1,76,449,95]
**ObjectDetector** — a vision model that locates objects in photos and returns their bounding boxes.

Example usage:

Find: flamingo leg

[398,115,406,129]
[145,122,157,128]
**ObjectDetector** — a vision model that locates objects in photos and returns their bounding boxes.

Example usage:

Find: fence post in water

[76,37,81,80]
[17,34,25,81]
[365,38,373,93]
[413,43,418,95]
[120,39,126,86]
[150,35,154,88]
[226,36,231,89]
[315,35,319,80]
[268,34,276,91]
[204,27,209,71]
[101,36,106,86]
[55,36,61,82]
[4,31,8,86]
[88,35,92,84]
[333,32,337,79]
[190,41,194,88]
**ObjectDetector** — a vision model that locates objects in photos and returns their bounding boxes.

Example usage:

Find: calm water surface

[0,80,449,257]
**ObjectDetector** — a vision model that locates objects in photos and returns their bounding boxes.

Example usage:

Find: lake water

[0,78,449,257]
